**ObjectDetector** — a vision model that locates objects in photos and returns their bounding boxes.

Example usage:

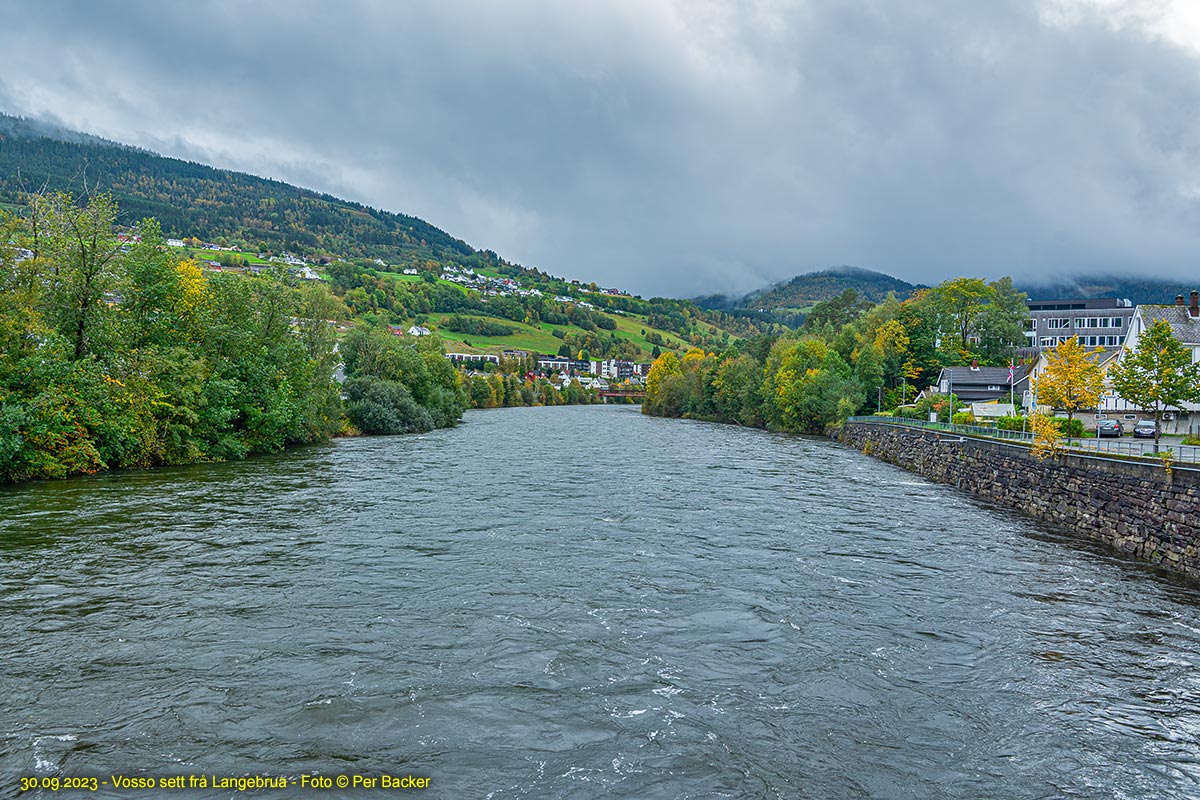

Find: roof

[938,364,1031,384]
[1026,298,1131,311]
[1139,305,1200,345]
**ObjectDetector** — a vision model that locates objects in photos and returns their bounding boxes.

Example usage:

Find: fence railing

[845,415,1200,464]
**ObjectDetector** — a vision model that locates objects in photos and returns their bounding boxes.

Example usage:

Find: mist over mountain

[694,267,919,327]
[1016,275,1200,306]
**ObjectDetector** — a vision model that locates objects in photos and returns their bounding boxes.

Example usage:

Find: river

[3,405,1199,799]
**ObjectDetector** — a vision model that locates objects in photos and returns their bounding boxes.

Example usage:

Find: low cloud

[2,0,1200,296]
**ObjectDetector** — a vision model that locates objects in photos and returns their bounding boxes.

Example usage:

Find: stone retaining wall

[838,422,1200,581]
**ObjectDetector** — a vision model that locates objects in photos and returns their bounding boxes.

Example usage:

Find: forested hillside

[1017,276,1195,306]
[0,114,772,355]
[744,266,917,309]
[695,266,918,327]
[0,114,491,270]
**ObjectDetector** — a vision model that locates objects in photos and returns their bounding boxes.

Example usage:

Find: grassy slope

[422,309,700,359]
[428,313,567,353]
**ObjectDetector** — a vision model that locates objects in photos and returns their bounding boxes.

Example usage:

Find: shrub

[951,411,975,425]
[343,376,435,435]
[1052,417,1085,437]
[445,315,514,337]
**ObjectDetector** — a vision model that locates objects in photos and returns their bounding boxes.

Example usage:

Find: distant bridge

[598,389,645,401]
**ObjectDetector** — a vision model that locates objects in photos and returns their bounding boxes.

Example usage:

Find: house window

[1047,318,1070,329]
[1074,318,1085,328]
[988,385,1004,390]
[1112,317,1124,328]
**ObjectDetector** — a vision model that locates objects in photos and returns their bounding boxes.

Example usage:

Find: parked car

[1133,419,1157,439]
[1097,419,1124,438]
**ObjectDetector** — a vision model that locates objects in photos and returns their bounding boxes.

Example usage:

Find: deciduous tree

[1035,336,1105,445]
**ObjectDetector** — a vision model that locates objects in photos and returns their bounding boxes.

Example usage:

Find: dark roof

[1026,298,1131,311]
[1139,305,1200,345]
[938,365,1031,384]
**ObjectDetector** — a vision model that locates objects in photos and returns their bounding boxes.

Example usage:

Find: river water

[3,405,1199,799]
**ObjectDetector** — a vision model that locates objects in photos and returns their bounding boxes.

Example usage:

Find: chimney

[1176,294,1186,306]
[970,359,979,371]
[1191,290,1199,318]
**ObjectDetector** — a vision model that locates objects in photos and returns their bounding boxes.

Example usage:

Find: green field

[428,314,568,354]
[421,309,708,360]
[183,247,271,265]
[610,313,692,352]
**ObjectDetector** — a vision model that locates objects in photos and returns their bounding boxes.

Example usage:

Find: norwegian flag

[1008,359,1015,384]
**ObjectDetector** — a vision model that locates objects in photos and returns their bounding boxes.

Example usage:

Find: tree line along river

[2,404,1199,799]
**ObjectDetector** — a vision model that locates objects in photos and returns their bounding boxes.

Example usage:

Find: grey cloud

[2,0,1199,296]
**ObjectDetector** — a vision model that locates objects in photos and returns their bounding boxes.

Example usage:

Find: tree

[872,318,910,390]
[1029,412,1062,462]
[643,351,683,416]
[802,289,871,334]
[1109,318,1200,453]
[761,338,863,432]
[1035,336,1105,445]
[936,277,990,355]
[898,288,949,383]
[713,354,764,426]
[33,191,122,359]
[974,277,1028,364]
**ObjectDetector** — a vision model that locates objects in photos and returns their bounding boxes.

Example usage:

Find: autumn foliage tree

[1034,336,1105,445]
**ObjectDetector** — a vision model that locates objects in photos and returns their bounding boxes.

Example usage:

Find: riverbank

[837,419,1200,582]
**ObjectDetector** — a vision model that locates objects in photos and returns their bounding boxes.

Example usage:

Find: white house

[408,325,432,337]
[1104,293,1200,434]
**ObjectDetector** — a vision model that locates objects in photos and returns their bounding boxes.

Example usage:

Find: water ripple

[2,405,1199,799]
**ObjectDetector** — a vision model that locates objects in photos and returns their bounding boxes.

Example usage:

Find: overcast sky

[3,0,1200,297]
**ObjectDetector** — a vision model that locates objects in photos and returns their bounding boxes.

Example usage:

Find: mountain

[1017,276,1198,307]
[742,266,918,310]
[695,266,919,327]
[0,113,491,272]
[0,114,777,358]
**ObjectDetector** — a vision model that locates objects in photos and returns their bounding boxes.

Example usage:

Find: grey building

[1024,298,1135,351]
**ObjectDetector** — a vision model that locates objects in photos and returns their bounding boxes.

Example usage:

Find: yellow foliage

[176,259,207,317]
[645,351,683,400]
[873,319,909,358]
[1030,412,1062,461]
[1037,336,1104,416]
